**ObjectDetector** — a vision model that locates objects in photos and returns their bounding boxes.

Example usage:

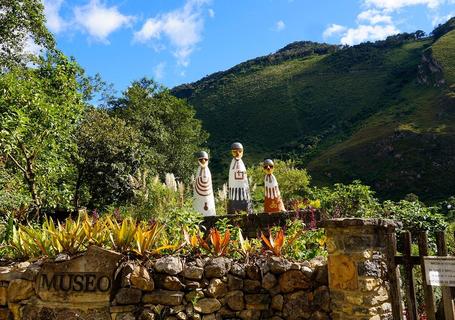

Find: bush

[248,160,311,211]
[382,200,447,234]
[310,180,381,218]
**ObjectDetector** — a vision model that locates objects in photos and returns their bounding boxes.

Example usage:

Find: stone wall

[319,218,400,320]
[0,246,329,320]
[0,218,402,320]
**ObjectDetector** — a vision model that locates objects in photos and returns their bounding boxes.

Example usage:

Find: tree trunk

[25,156,41,218]
[73,166,84,212]
[19,143,41,218]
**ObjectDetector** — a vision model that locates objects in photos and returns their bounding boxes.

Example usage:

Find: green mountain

[172,18,455,202]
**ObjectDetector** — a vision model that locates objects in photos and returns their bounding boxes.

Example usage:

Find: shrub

[310,180,381,218]
[281,219,327,260]
[382,200,447,234]
[248,160,311,211]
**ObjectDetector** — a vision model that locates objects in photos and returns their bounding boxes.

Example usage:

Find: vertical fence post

[385,231,404,320]
[403,231,418,320]
[418,231,436,320]
[436,231,455,320]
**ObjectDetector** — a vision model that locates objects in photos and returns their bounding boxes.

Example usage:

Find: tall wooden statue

[228,142,253,214]
[263,159,286,213]
[193,151,216,216]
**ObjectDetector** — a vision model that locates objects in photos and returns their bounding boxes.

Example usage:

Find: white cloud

[208,9,215,18]
[134,0,208,67]
[135,18,163,41]
[274,20,286,31]
[324,0,451,46]
[323,24,347,39]
[431,12,455,25]
[153,62,166,80]
[44,0,67,33]
[134,0,210,66]
[364,0,445,11]
[357,9,393,24]
[340,24,400,45]
[74,0,134,43]
[24,36,44,56]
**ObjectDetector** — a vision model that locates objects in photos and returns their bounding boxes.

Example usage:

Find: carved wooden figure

[227,142,253,214]
[193,151,216,216]
[263,159,286,214]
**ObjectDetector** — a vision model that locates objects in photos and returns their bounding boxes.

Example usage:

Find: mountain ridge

[172,18,455,202]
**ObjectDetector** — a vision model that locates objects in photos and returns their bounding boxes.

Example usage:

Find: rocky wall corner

[0,246,329,320]
[319,218,400,320]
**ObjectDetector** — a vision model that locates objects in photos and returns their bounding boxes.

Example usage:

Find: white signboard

[423,257,455,287]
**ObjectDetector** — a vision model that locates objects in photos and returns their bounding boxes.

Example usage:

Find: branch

[18,141,30,159]
[7,153,27,175]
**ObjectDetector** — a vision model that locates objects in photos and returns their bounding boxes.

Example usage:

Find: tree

[414,30,426,39]
[0,52,85,216]
[431,17,455,40]
[311,180,381,218]
[248,160,311,203]
[0,0,55,68]
[75,108,143,209]
[382,200,446,233]
[110,78,208,182]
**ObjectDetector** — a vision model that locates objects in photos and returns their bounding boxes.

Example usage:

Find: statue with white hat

[193,151,216,216]
[263,159,286,213]
[227,142,253,214]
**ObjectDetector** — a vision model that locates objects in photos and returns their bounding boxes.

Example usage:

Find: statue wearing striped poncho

[193,151,216,216]
[227,142,253,214]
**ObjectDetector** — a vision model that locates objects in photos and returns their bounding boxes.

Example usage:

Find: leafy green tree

[414,30,426,39]
[431,17,455,40]
[248,160,311,209]
[382,200,447,233]
[110,78,208,182]
[0,52,85,216]
[311,180,381,218]
[75,108,143,209]
[436,196,455,222]
[0,0,55,68]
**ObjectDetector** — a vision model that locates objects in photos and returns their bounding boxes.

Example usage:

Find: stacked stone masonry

[320,219,400,320]
[0,246,330,320]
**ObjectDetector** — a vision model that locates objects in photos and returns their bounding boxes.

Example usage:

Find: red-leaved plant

[197,228,231,256]
[261,228,285,256]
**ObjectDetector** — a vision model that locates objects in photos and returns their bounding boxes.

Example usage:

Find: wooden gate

[389,230,455,320]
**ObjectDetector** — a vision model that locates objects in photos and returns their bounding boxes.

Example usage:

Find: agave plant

[47,216,87,255]
[261,228,285,256]
[82,212,109,246]
[9,224,53,258]
[106,216,138,253]
[134,221,166,256]
[238,229,261,262]
[198,228,231,256]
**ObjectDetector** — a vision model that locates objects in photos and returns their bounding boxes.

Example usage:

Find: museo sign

[35,246,122,303]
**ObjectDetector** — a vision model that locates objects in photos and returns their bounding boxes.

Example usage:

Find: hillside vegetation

[173,18,455,201]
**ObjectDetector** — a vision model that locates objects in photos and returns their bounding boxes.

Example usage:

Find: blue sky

[43,0,454,92]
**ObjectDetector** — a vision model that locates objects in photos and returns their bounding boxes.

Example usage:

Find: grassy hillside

[173,19,455,201]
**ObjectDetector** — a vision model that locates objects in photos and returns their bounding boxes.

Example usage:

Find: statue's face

[231,148,243,160]
[263,164,274,175]
[198,157,208,168]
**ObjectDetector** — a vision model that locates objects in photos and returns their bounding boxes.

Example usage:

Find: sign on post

[423,257,455,286]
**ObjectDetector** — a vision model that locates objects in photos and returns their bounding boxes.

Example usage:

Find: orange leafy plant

[197,228,231,256]
[261,228,285,256]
